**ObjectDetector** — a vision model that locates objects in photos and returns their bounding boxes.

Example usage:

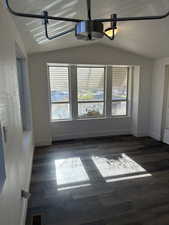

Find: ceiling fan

[4,0,169,41]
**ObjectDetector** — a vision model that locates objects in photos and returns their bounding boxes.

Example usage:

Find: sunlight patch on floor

[55,157,90,190]
[106,173,152,183]
[57,183,91,191]
[92,153,152,182]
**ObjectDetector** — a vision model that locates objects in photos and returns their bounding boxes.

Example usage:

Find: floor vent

[32,214,42,225]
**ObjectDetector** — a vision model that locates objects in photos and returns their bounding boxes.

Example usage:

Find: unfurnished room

[1,0,169,225]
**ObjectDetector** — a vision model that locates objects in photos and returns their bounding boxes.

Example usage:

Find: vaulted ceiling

[10,0,169,58]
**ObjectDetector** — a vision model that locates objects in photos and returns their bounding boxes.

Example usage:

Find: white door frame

[161,65,169,142]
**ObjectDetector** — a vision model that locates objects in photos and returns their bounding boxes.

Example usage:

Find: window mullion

[70,65,78,120]
[105,66,112,118]
[127,66,132,116]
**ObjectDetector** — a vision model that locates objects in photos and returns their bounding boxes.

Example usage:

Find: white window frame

[111,66,130,117]
[47,64,131,122]
[76,65,106,119]
[48,64,71,122]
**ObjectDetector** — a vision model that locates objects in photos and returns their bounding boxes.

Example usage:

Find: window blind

[112,67,128,101]
[49,66,69,103]
[77,67,105,102]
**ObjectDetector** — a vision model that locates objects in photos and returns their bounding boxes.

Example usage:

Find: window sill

[51,115,130,123]
[51,119,73,123]
[77,115,130,121]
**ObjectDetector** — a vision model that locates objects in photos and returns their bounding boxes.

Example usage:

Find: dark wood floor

[26,135,169,225]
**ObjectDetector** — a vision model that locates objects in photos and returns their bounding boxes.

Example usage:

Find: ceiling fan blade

[94,11,169,23]
[4,0,81,22]
[45,25,75,40]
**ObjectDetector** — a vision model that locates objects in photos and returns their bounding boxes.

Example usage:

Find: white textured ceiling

[10,0,169,58]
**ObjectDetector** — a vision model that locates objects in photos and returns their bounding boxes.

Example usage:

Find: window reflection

[92,153,151,182]
[55,157,90,190]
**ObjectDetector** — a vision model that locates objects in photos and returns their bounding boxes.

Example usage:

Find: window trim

[47,64,132,122]
[69,65,78,120]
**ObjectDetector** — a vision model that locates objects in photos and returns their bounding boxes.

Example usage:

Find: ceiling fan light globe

[105,27,118,38]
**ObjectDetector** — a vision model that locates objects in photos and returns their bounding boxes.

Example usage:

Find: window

[48,64,130,121]
[112,67,128,116]
[77,67,105,118]
[49,66,70,121]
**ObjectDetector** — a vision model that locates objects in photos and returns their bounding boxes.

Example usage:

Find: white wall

[150,57,169,140]
[28,44,153,146]
[0,3,33,225]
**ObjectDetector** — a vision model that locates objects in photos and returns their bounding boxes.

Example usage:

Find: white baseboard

[52,129,131,141]
[149,130,161,141]
[133,132,148,137]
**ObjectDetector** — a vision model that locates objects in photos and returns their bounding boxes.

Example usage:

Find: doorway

[16,44,32,132]
[161,65,169,144]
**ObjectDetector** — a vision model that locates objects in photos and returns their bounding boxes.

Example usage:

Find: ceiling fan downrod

[4,0,169,41]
